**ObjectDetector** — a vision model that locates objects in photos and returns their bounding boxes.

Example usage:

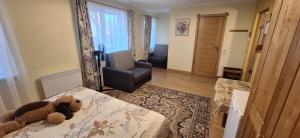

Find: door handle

[214,46,219,51]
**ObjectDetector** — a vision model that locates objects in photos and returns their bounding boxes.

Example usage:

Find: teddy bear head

[54,95,82,112]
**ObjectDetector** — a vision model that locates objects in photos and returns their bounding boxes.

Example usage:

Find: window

[88,2,129,53]
[150,18,157,52]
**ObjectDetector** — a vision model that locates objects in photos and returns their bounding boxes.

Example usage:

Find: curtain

[75,0,99,90]
[0,98,5,113]
[150,18,157,53]
[0,1,33,112]
[144,15,152,60]
[0,22,21,112]
[128,10,136,57]
[88,2,129,53]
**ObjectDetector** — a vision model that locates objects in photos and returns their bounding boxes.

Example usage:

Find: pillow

[154,44,168,57]
[110,50,135,70]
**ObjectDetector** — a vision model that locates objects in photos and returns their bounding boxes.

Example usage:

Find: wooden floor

[149,68,224,138]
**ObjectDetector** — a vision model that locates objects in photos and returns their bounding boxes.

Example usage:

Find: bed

[4,87,169,138]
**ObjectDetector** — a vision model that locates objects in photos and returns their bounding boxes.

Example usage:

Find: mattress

[5,87,169,138]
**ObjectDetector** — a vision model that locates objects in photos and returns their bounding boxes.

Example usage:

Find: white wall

[155,13,170,44]
[168,2,256,76]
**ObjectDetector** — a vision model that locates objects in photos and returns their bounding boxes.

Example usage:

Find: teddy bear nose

[76,100,80,103]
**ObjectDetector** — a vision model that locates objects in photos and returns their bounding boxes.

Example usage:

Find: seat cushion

[109,50,135,70]
[128,67,151,83]
[148,56,165,64]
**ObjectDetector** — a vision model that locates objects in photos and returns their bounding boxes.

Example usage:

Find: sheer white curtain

[88,2,129,53]
[0,1,32,112]
[150,18,157,52]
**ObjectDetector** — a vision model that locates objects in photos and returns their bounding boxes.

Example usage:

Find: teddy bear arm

[47,112,66,124]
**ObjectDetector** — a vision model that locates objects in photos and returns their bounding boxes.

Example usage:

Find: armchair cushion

[108,50,135,70]
[128,67,151,83]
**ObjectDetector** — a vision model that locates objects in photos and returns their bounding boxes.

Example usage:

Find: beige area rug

[105,84,211,138]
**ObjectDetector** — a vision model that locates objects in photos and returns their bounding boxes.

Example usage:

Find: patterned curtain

[75,0,99,90]
[128,10,136,57]
[144,15,152,60]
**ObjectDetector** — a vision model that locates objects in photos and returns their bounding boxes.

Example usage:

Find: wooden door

[272,67,300,137]
[192,14,227,77]
[238,0,300,137]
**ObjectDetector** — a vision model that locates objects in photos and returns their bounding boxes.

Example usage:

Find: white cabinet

[224,90,250,138]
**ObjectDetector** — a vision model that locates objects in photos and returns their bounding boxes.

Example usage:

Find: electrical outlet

[223,49,227,55]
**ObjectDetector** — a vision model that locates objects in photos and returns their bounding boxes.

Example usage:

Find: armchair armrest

[148,52,154,57]
[162,56,168,61]
[102,67,135,91]
[135,61,152,69]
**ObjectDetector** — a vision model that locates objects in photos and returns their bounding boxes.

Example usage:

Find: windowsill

[0,72,3,80]
[0,73,4,81]
[0,77,4,81]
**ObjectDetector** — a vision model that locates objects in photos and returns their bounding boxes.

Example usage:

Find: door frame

[192,13,228,77]
[243,8,270,81]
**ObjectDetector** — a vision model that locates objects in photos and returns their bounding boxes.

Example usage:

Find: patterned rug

[105,84,211,138]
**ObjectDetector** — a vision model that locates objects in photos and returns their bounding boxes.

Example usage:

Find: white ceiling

[116,0,256,13]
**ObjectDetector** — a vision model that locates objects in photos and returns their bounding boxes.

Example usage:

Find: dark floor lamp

[93,44,114,92]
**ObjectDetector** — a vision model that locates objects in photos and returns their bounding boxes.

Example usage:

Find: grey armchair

[103,50,152,92]
[148,44,168,68]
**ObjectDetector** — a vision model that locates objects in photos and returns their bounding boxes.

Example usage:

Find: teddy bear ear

[54,95,74,106]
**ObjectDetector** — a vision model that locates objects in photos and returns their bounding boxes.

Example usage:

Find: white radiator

[40,68,83,98]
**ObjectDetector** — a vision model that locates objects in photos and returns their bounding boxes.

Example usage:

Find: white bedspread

[5,87,168,138]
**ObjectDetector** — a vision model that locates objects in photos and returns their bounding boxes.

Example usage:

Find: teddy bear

[0,95,82,137]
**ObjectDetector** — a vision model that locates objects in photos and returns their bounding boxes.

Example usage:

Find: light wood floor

[149,68,224,138]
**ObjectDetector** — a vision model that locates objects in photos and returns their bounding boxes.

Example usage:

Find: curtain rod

[88,0,129,12]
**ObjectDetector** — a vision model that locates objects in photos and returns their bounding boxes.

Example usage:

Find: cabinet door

[224,101,241,138]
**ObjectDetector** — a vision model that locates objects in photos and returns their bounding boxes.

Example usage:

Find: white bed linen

[5,87,168,138]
